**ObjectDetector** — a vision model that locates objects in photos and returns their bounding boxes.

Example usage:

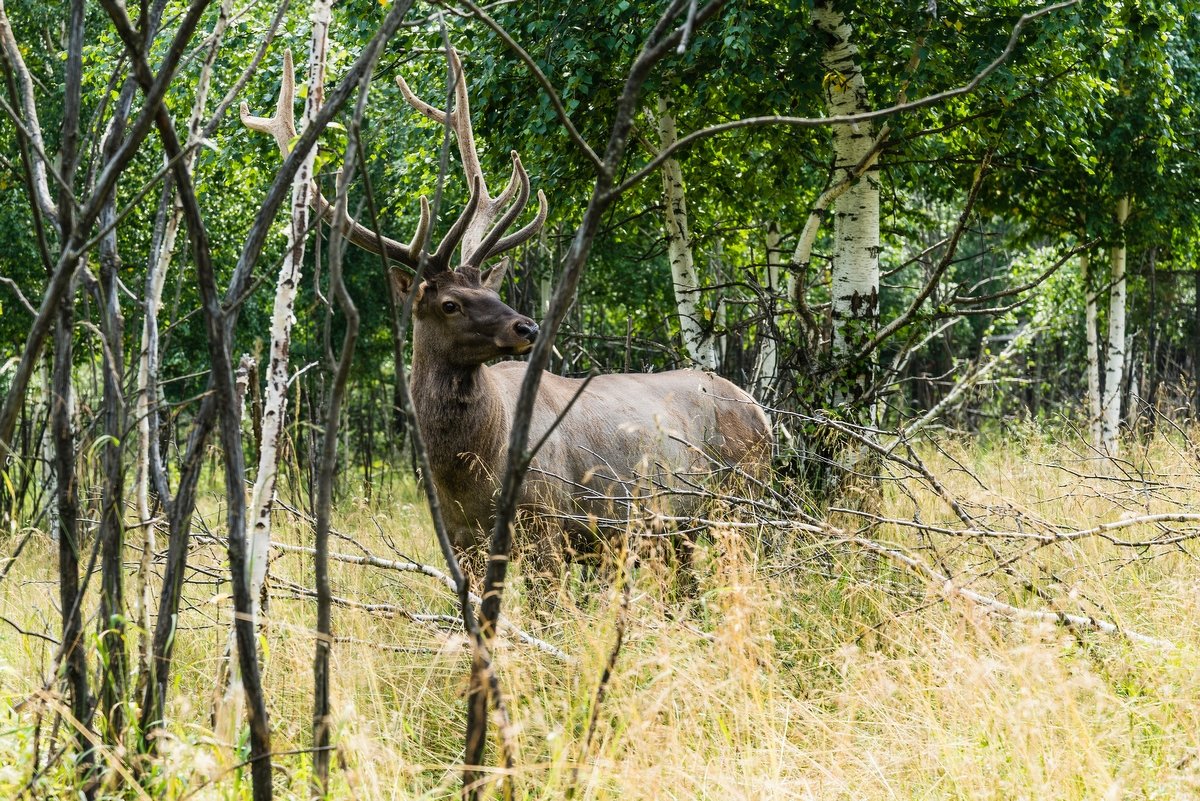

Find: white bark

[814,1,881,401]
[39,356,58,540]
[787,129,886,313]
[753,222,782,399]
[654,94,718,371]
[134,0,229,655]
[246,0,332,619]
[0,0,55,225]
[1126,333,1140,427]
[1082,252,1102,449]
[1100,198,1130,455]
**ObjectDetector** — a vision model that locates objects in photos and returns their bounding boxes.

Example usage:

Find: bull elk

[244,49,771,585]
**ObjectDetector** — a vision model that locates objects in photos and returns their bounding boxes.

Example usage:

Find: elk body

[406,265,771,577]
[245,49,771,581]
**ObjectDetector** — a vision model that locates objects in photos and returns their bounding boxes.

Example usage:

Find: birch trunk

[40,356,58,540]
[1100,197,1130,455]
[654,94,718,371]
[1195,268,1200,418]
[1082,252,1102,449]
[753,222,782,400]
[1126,332,1140,428]
[134,0,229,677]
[814,0,881,411]
[246,1,331,619]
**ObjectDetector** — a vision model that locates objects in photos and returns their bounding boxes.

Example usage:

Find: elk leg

[520,525,566,617]
[673,531,699,598]
[454,545,487,586]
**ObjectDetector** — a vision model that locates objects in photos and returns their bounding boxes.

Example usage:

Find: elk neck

[409,335,508,488]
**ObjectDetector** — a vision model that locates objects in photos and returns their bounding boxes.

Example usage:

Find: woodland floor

[3,429,1200,799]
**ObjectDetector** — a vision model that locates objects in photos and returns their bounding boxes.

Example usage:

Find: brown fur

[398,267,772,580]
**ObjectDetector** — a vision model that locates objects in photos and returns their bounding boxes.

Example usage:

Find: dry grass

[3,430,1200,799]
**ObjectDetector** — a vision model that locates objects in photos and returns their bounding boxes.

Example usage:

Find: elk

[244,49,771,584]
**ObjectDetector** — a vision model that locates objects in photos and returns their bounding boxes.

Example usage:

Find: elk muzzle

[514,319,539,345]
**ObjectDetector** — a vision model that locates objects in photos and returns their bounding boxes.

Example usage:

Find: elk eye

[441,301,459,314]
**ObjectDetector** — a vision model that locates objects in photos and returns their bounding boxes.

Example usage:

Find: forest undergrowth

[3,427,1200,800]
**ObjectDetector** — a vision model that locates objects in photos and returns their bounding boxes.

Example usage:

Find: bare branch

[612,0,1080,196]
[857,151,991,360]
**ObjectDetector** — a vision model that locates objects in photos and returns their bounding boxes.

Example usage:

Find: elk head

[398,265,539,366]
[242,47,547,369]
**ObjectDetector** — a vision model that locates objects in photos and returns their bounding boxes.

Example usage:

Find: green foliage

[0,0,1198,441]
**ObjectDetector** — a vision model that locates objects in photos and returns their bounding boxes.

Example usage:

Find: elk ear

[388,267,413,303]
[414,277,436,302]
[480,258,509,291]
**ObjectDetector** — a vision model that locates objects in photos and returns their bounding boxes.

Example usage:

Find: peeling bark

[1082,252,1102,449]
[246,0,331,620]
[814,0,881,413]
[654,94,718,371]
[1100,198,1130,455]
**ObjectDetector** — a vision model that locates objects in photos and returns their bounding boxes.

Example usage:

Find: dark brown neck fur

[411,337,507,498]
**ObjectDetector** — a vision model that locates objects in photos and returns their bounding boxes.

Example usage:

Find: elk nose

[514,319,539,343]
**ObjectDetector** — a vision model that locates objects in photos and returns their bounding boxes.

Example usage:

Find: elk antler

[396,47,547,269]
[240,49,435,270]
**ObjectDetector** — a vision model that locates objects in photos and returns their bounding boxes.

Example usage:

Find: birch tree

[1100,197,1131,453]
[1082,252,1103,447]
[753,221,783,400]
[812,0,882,415]
[653,93,718,371]
[242,2,332,620]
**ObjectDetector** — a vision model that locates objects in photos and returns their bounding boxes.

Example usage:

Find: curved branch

[858,152,991,360]
[612,0,1079,196]
[451,0,602,169]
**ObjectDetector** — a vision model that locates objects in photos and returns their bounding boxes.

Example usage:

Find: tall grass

[2,430,1199,798]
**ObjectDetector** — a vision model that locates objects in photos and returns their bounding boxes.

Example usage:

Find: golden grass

[3,430,1200,799]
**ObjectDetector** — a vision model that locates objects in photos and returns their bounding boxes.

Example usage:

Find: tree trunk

[1082,251,1102,448]
[95,192,128,749]
[1100,197,1130,455]
[1145,248,1160,427]
[1193,267,1200,418]
[654,93,718,371]
[41,355,58,540]
[130,0,228,704]
[312,154,362,799]
[247,12,331,622]
[52,269,95,766]
[813,0,881,414]
[754,222,782,400]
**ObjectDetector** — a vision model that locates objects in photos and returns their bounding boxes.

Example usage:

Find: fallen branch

[847,535,1175,649]
[271,541,573,662]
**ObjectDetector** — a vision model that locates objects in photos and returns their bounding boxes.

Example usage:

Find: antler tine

[486,189,548,263]
[490,149,523,213]
[465,151,530,269]
[311,193,432,269]
[240,49,297,154]
[406,195,433,261]
[244,52,430,269]
[396,47,487,202]
[430,175,483,269]
[394,67,449,124]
